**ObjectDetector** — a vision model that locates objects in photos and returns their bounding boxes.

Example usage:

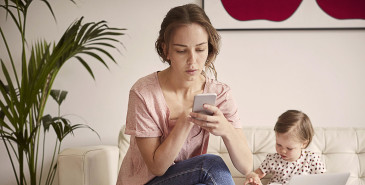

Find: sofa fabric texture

[58,127,364,185]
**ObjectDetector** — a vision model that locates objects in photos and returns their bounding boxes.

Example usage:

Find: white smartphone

[192,93,217,115]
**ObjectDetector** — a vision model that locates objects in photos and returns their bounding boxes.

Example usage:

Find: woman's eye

[196,48,205,52]
[176,50,185,53]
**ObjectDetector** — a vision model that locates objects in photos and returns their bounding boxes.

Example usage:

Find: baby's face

[275,132,306,162]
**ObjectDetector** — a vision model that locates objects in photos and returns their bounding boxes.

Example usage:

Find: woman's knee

[200,154,230,171]
[199,154,234,184]
[202,154,225,164]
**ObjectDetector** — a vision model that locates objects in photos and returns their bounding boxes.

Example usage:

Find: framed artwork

[203,0,365,30]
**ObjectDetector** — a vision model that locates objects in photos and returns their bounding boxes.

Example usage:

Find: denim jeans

[145,154,235,185]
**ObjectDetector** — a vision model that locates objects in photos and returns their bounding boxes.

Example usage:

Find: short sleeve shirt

[116,72,242,185]
[260,150,326,185]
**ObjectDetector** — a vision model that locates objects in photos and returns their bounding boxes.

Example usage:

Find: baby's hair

[274,110,314,148]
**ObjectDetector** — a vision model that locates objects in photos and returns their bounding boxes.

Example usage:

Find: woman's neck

[158,68,205,96]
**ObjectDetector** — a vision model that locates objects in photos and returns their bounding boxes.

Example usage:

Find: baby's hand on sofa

[243,172,262,185]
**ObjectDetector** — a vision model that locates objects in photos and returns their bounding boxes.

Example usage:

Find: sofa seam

[59,146,117,156]
[355,128,360,178]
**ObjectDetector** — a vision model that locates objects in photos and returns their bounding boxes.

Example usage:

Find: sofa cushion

[117,126,365,185]
[206,127,364,185]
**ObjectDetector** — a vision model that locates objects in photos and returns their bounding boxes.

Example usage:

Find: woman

[117,4,252,185]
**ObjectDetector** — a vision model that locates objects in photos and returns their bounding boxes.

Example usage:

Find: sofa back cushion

[207,127,364,185]
[118,126,365,185]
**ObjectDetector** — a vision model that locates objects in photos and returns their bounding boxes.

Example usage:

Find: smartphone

[192,93,217,115]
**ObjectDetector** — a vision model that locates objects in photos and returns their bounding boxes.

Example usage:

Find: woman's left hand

[189,104,233,137]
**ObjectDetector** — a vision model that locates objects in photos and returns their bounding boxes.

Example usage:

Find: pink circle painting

[221,0,303,22]
[316,0,365,19]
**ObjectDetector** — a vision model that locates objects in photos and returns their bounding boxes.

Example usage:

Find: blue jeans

[145,154,235,185]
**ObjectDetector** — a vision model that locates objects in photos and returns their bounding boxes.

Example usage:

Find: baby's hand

[243,172,262,185]
[243,178,262,185]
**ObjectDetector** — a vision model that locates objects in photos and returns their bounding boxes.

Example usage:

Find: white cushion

[58,127,365,185]
[58,145,119,185]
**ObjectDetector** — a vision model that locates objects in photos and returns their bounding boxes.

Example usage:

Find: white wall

[1,0,364,184]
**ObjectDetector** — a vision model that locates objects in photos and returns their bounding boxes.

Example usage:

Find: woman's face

[275,132,307,162]
[166,23,209,81]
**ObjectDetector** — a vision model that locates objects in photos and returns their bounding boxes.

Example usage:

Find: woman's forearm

[137,119,193,176]
[222,127,253,175]
[154,121,193,174]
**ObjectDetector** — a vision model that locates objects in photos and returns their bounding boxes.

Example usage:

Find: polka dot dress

[259,150,326,185]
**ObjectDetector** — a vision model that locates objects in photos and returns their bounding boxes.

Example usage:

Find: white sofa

[58,127,364,185]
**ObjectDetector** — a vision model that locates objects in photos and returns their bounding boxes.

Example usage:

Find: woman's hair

[155,3,220,79]
[274,110,314,148]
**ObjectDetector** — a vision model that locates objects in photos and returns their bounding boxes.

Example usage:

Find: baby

[244,110,326,185]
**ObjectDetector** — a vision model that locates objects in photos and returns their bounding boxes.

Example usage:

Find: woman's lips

[186,69,197,75]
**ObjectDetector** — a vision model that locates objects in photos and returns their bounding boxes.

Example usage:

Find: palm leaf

[0,110,12,131]
[49,90,68,106]
[75,56,95,79]
[0,63,20,129]
[58,91,67,106]
[40,0,57,22]
[81,51,110,69]
[41,114,53,132]
[0,78,16,126]
[1,1,125,185]
[49,90,60,103]
[83,46,116,63]
[0,28,20,89]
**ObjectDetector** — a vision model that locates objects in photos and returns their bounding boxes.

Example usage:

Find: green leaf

[81,51,109,69]
[49,90,68,106]
[0,62,20,128]
[41,114,53,132]
[40,0,57,22]
[50,89,60,103]
[0,80,10,94]
[0,128,12,136]
[89,37,121,44]
[0,4,23,32]
[0,109,5,120]
[0,29,20,89]
[0,133,18,143]
[0,97,15,129]
[58,91,67,106]
[0,113,12,131]
[51,122,62,141]
[85,42,116,49]
[83,46,116,63]
[75,56,95,80]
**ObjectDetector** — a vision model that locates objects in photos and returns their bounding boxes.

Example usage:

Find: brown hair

[155,4,220,79]
[274,110,314,148]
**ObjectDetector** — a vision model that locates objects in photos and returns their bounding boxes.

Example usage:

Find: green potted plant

[0,0,125,185]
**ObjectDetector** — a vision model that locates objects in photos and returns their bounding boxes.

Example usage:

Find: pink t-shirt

[116,72,242,185]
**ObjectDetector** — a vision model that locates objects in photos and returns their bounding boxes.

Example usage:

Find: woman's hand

[176,108,194,127]
[189,104,233,137]
[190,103,254,175]
[243,172,263,185]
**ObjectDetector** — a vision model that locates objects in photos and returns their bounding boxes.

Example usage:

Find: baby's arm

[243,168,266,185]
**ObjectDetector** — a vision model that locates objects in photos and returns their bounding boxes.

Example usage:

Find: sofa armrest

[58,145,119,185]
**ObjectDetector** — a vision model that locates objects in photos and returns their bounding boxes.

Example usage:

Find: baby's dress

[259,150,326,185]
